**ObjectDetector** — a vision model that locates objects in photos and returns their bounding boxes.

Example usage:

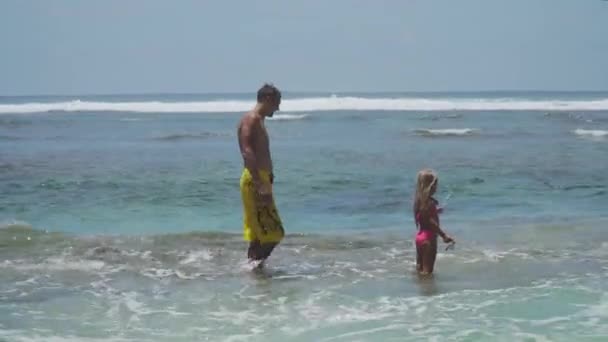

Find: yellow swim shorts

[240,168,285,244]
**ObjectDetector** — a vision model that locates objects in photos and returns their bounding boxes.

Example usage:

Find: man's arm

[240,116,263,187]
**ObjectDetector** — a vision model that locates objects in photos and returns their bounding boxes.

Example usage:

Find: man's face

[266,94,281,117]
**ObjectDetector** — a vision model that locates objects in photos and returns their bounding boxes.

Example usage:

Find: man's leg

[243,171,283,265]
[248,240,263,261]
[259,242,278,260]
[247,240,277,262]
[242,169,263,262]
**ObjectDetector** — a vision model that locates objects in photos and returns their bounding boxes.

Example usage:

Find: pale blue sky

[1,0,607,95]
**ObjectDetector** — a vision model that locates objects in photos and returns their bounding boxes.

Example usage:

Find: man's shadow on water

[247,262,319,284]
[250,264,280,280]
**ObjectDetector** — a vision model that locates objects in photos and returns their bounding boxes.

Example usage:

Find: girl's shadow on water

[411,270,439,296]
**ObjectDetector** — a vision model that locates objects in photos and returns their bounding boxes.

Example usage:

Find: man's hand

[255,182,273,207]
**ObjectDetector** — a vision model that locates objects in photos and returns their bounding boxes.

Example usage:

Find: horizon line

[2,89,608,98]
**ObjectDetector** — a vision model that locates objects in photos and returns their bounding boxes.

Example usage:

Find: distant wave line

[2,96,608,114]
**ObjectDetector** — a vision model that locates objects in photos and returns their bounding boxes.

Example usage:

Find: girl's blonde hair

[413,169,438,217]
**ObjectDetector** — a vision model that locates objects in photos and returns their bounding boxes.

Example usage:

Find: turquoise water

[1,92,608,341]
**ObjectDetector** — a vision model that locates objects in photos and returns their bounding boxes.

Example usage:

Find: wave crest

[268,113,310,121]
[414,128,478,136]
[152,132,230,141]
[574,129,608,137]
[3,96,608,114]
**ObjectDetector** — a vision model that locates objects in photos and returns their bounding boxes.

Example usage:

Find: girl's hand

[443,235,454,244]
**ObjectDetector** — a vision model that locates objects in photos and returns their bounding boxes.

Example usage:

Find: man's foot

[248,259,265,271]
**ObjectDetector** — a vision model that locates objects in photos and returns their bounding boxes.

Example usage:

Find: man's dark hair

[257,83,281,102]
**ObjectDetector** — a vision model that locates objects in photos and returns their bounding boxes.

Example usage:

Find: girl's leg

[416,244,422,272]
[428,239,438,273]
[419,241,433,274]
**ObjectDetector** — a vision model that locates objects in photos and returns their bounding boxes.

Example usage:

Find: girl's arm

[429,217,448,239]
[426,208,454,243]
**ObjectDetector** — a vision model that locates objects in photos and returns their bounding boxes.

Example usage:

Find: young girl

[413,169,455,275]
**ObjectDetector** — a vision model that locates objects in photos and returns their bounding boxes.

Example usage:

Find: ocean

[1,92,607,341]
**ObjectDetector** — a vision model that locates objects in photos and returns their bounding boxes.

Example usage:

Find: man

[237,83,285,265]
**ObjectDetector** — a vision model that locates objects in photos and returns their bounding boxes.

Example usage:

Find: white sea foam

[268,113,310,121]
[414,128,478,136]
[2,96,608,114]
[0,257,105,272]
[0,220,34,230]
[574,128,608,137]
[178,249,214,265]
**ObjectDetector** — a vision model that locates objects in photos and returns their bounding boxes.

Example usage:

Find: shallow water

[1,92,608,340]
